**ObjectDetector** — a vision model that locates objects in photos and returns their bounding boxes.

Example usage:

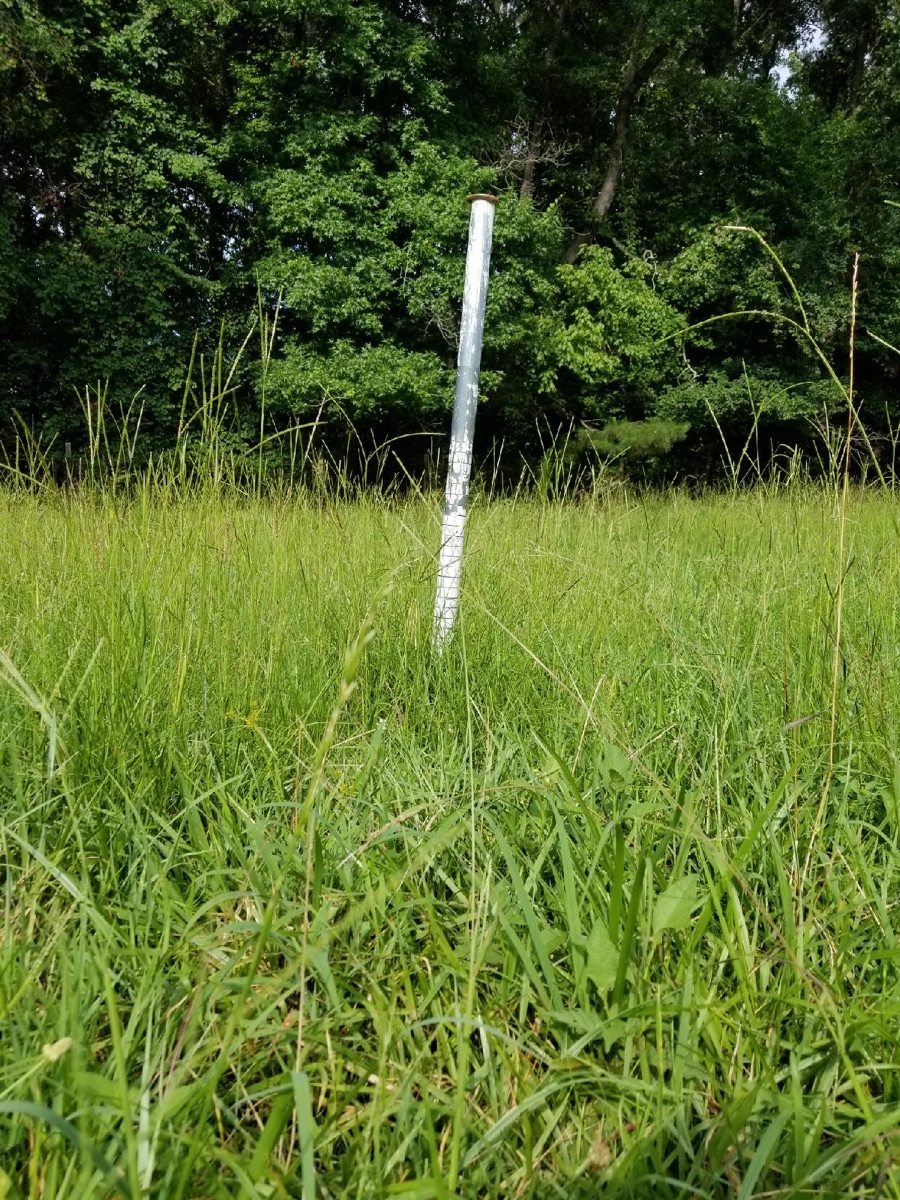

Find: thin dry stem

[829,255,859,772]
[802,252,859,897]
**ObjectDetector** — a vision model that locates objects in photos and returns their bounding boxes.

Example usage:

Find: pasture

[1,483,899,1197]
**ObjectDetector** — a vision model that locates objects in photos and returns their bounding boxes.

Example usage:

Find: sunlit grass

[1,482,899,1197]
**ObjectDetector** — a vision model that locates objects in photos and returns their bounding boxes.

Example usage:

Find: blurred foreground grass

[1,484,900,1197]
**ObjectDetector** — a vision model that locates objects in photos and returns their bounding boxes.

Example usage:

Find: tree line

[1,0,898,477]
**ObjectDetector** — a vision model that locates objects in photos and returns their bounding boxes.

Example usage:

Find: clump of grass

[0,481,899,1197]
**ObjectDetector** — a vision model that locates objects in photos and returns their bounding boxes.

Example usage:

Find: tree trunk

[523,0,565,200]
[564,31,669,260]
[732,0,744,42]
[593,37,669,223]
[519,144,539,200]
[846,25,873,111]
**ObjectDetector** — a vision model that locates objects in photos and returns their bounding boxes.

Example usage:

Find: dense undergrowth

[1,480,900,1197]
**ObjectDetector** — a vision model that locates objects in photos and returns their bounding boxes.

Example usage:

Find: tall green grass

[1,480,899,1197]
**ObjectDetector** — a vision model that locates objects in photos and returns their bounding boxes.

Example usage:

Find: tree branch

[592,37,670,224]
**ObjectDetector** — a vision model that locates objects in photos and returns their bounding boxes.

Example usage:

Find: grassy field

[1,482,900,1198]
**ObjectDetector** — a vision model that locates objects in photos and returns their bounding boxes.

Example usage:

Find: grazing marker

[433,193,497,650]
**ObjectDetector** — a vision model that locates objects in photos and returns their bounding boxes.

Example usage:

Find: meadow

[1,479,900,1198]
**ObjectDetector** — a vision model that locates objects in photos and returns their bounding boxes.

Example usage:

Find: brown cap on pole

[467,194,498,205]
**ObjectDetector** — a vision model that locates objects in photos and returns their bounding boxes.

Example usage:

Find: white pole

[433,194,497,650]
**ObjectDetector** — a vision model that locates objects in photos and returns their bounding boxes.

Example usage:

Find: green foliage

[580,417,691,461]
[2,0,900,472]
[266,340,450,424]
[254,138,562,426]
[658,370,839,426]
[0,0,239,442]
[536,248,684,423]
[664,226,795,332]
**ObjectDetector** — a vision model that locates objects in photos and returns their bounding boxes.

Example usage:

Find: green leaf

[0,1101,132,1197]
[652,874,703,936]
[292,1071,317,1200]
[71,1070,130,1104]
[245,1084,295,1186]
[156,1082,199,1124]
[585,919,619,994]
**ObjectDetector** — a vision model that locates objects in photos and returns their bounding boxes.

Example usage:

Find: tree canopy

[1,0,898,475]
